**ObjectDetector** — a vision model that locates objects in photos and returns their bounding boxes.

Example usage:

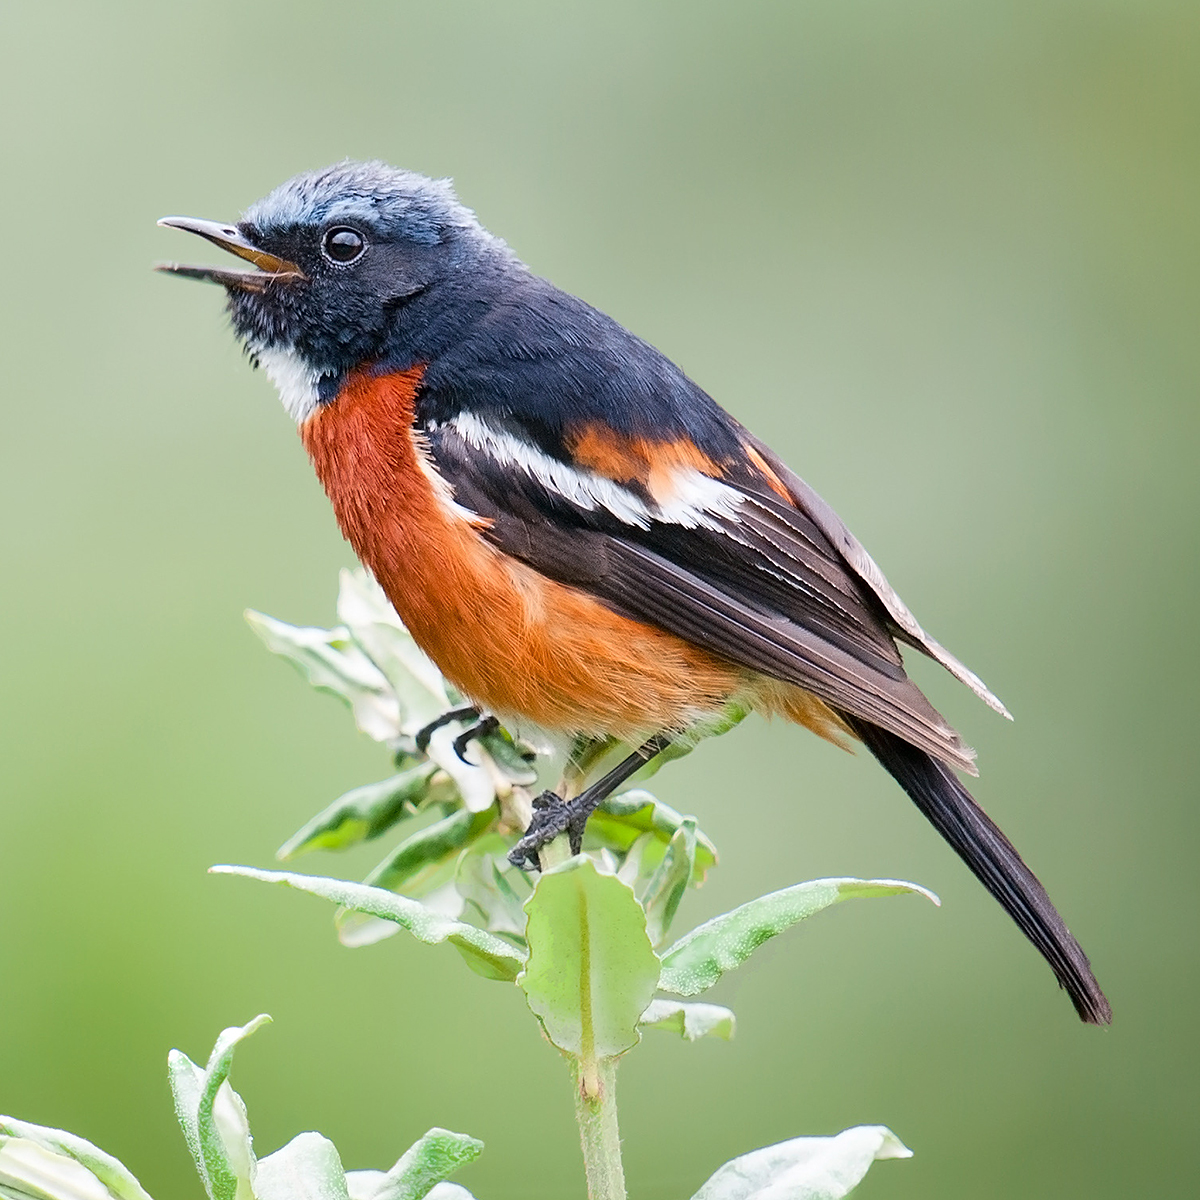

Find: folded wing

[427,412,992,773]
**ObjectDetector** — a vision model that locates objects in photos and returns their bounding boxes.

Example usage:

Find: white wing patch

[411,429,488,527]
[655,467,743,526]
[449,411,650,525]
[448,411,743,530]
[252,343,321,424]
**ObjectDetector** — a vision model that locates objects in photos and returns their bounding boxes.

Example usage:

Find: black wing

[426,415,977,772]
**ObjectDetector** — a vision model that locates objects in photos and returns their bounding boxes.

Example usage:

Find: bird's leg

[451,715,500,764]
[414,705,480,754]
[508,734,671,870]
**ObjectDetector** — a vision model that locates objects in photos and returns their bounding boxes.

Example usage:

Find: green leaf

[0,1120,154,1200]
[639,999,735,1042]
[277,765,445,860]
[245,610,399,742]
[333,885,465,951]
[658,878,939,996]
[614,832,655,888]
[213,867,525,981]
[455,835,531,938]
[518,856,660,1061]
[0,1139,112,1200]
[336,807,497,947]
[335,569,450,735]
[640,819,697,947]
[363,807,496,895]
[346,1130,481,1200]
[255,1134,349,1200]
[168,1015,270,1200]
[690,1125,911,1200]
[589,791,717,884]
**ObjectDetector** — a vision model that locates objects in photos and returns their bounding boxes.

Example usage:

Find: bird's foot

[414,705,480,754]
[507,733,671,871]
[508,790,592,870]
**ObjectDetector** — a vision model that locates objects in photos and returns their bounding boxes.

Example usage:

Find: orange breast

[299,369,750,740]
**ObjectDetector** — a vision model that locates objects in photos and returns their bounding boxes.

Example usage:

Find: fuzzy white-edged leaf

[276,765,444,860]
[255,1134,349,1200]
[335,570,450,733]
[0,1120,153,1200]
[639,999,735,1041]
[0,1139,114,1200]
[245,611,400,741]
[691,1126,912,1200]
[168,1015,270,1200]
[640,820,697,947]
[356,807,496,902]
[210,1084,254,1200]
[212,867,525,981]
[455,836,531,938]
[344,1129,482,1200]
[590,791,717,884]
[343,1173,384,1200]
[335,804,494,949]
[659,878,938,996]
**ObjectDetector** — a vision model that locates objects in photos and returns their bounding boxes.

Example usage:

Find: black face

[159,161,517,391]
[222,217,449,381]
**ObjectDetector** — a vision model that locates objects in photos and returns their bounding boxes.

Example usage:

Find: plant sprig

[222,570,934,1197]
[0,569,935,1200]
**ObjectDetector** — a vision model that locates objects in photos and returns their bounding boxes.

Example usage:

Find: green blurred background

[2,1,1196,1196]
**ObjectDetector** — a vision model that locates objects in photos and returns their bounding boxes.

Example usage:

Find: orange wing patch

[567,423,724,507]
[744,443,794,503]
[568,423,797,510]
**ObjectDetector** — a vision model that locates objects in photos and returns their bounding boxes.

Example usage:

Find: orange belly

[300,368,752,740]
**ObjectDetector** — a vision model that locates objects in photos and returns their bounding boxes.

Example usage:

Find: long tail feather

[844,715,1111,1024]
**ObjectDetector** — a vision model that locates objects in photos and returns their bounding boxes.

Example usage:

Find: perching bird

[158,161,1109,1024]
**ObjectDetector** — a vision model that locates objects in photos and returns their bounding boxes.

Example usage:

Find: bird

[157,160,1109,1024]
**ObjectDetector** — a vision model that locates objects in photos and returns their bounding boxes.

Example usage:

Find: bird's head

[157,161,511,419]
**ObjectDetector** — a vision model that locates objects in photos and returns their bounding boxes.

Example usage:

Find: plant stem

[540,833,573,869]
[572,1055,626,1200]
[544,768,625,1198]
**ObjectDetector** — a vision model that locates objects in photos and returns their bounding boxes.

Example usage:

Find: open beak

[155,216,305,290]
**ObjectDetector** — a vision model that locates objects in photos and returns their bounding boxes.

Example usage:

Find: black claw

[507,841,539,871]
[414,706,480,754]
[452,715,500,764]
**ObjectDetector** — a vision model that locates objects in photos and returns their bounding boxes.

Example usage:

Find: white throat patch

[253,344,321,424]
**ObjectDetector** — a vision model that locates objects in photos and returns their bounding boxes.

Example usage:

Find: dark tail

[844,716,1111,1024]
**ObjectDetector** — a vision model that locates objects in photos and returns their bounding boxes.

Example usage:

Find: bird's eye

[322,226,366,264]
